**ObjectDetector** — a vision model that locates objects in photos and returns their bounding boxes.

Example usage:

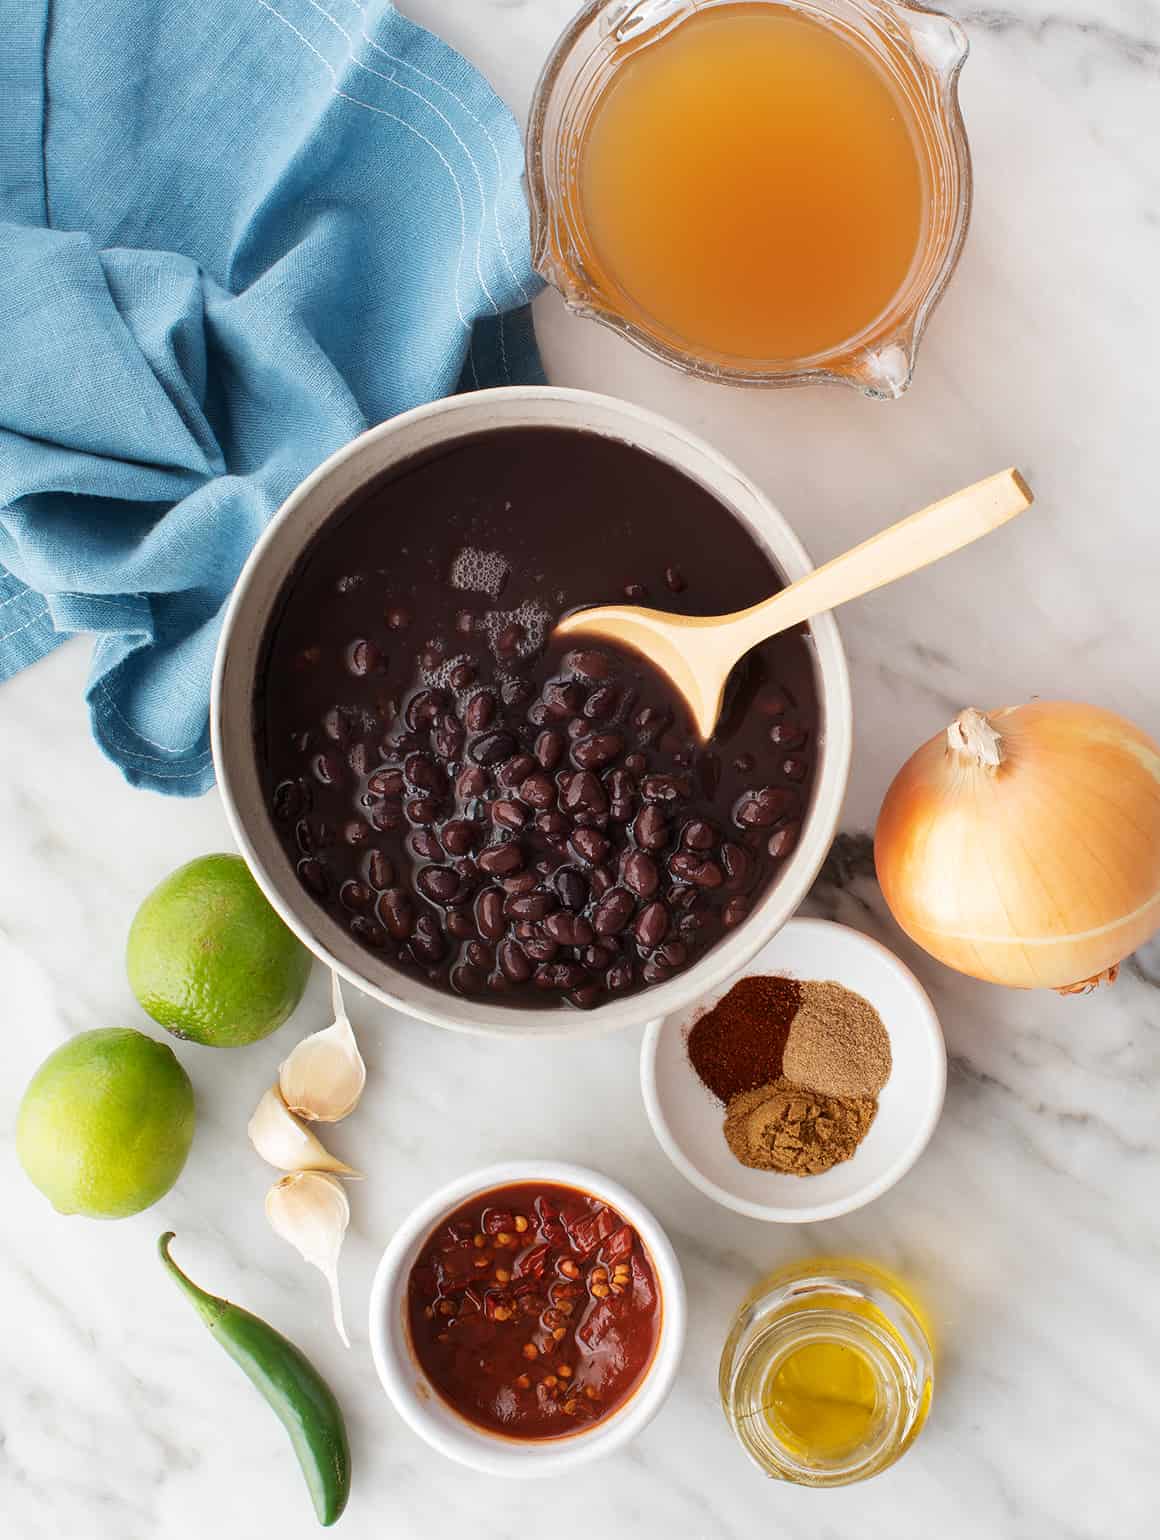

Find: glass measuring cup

[526,0,971,398]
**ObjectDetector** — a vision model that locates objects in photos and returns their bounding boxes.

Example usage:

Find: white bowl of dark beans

[212,387,852,1036]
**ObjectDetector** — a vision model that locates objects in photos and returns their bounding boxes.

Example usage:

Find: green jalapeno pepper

[159,1232,351,1526]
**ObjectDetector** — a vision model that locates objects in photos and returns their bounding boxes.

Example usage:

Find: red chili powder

[686,975,802,1102]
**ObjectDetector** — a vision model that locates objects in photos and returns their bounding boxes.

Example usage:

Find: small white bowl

[368,1160,687,1476]
[640,919,946,1223]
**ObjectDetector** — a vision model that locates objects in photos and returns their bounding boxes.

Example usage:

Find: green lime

[17,1028,195,1219]
[126,854,310,1047]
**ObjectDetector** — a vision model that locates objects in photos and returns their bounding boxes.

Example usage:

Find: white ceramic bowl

[368,1160,686,1476]
[640,919,946,1222]
[212,386,852,1036]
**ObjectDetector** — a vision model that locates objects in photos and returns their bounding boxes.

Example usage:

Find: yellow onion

[874,702,1160,990]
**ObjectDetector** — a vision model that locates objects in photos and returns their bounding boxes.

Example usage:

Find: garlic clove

[266,1171,351,1347]
[248,1087,362,1178]
[278,972,366,1123]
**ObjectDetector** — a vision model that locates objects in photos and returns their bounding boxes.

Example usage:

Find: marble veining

[2,1,1159,1536]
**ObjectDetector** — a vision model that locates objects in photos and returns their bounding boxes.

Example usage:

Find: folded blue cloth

[0,0,542,793]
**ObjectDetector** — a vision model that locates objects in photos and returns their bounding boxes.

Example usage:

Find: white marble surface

[3,1,1159,1536]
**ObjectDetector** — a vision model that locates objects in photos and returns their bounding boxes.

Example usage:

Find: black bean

[569,827,610,865]
[664,566,687,593]
[411,915,447,963]
[518,771,556,809]
[370,800,404,832]
[504,891,557,921]
[368,766,404,798]
[298,858,327,895]
[449,662,476,689]
[447,908,475,940]
[451,964,486,995]
[543,912,594,947]
[498,754,537,788]
[720,842,750,890]
[621,849,660,898]
[465,691,495,731]
[589,865,614,899]
[605,960,635,992]
[535,810,571,839]
[583,686,621,721]
[593,888,635,936]
[543,680,586,718]
[634,902,670,950]
[409,829,442,861]
[464,940,494,971]
[767,822,800,860]
[404,753,444,793]
[495,621,524,656]
[757,689,789,718]
[470,730,516,766]
[534,730,565,770]
[572,732,624,770]
[419,645,442,671]
[669,852,724,888]
[553,867,589,912]
[633,805,669,850]
[682,819,715,851]
[564,649,613,681]
[366,850,394,889]
[526,701,550,728]
[405,689,443,730]
[524,934,559,963]
[769,719,808,747]
[722,896,750,928]
[568,986,601,1010]
[581,942,617,971]
[477,842,524,876]
[782,756,809,782]
[734,786,795,828]
[732,752,756,774]
[501,678,534,707]
[441,819,476,856]
[475,887,505,942]
[491,800,528,831]
[634,706,670,743]
[498,938,533,982]
[417,865,461,904]
[624,752,647,774]
[624,582,648,601]
[349,916,387,949]
[273,780,303,822]
[313,751,342,787]
[386,606,412,629]
[378,887,414,939]
[641,956,671,986]
[338,879,373,912]
[457,765,488,799]
[431,714,464,761]
[347,639,384,676]
[406,796,439,825]
[641,773,689,803]
[533,962,590,991]
[657,939,688,969]
[561,771,608,815]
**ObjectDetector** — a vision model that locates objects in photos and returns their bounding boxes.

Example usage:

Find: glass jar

[718,1258,934,1484]
[526,0,971,398]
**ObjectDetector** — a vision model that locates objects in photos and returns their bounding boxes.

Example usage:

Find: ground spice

[686,975,802,1101]
[723,1079,878,1176]
[782,981,892,1099]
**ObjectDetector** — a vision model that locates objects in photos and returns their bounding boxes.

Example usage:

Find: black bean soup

[256,428,819,1009]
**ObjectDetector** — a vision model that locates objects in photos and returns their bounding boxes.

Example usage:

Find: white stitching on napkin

[96,679,213,760]
[300,0,503,319]
[0,607,50,644]
[339,0,531,307]
[253,0,471,329]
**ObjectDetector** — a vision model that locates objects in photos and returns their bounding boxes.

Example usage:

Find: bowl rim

[367,1159,687,1476]
[639,917,948,1222]
[211,384,853,1037]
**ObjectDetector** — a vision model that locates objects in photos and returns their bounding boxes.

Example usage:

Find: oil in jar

[719,1258,934,1485]
[576,2,926,365]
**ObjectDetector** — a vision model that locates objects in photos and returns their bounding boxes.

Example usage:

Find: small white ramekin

[211,385,853,1038]
[368,1160,686,1476]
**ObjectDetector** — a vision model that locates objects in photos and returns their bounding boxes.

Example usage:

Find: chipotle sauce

[406,1181,662,1439]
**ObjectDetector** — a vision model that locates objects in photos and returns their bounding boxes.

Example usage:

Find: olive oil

[719,1259,934,1485]
[577,2,926,364]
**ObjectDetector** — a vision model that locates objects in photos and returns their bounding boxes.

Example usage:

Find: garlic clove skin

[266,1171,351,1348]
[248,1087,362,1178]
[278,972,366,1123]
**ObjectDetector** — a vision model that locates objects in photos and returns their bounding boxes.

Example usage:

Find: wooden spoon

[556,468,1033,740]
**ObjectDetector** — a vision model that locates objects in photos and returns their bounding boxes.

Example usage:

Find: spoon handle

[724,467,1033,653]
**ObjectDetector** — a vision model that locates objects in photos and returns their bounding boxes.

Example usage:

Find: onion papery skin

[874,702,1160,990]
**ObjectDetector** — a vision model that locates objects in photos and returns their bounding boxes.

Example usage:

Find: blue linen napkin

[0,0,542,794]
